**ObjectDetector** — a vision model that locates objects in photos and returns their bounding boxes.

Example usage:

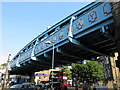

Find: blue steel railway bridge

[9,0,120,78]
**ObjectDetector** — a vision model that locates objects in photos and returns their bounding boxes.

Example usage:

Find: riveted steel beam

[68,36,113,57]
[56,47,84,60]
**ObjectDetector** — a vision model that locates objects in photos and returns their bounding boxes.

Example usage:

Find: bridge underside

[10,23,117,75]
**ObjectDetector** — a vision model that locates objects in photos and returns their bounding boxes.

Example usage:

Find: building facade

[110,53,120,87]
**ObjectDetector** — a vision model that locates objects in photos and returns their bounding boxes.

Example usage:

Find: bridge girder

[9,1,118,75]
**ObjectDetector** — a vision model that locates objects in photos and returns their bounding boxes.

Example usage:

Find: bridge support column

[111,1,120,70]
[29,73,35,84]
[110,3,120,87]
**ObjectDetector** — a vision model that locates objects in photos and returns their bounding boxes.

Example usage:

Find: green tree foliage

[60,60,104,82]
[60,66,72,80]
[71,60,104,83]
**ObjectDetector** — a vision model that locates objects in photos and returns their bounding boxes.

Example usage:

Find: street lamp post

[51,44,54,90]
[45,41,54,90]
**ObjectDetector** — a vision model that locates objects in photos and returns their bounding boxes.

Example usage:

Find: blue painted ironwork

[9,1,117,74]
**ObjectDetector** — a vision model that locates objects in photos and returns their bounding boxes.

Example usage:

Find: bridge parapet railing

[10,58,17,68]
[9,48,33,67]
[19,48,33,63]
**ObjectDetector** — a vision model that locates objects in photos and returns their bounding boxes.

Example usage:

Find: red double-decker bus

[49,71,68,89]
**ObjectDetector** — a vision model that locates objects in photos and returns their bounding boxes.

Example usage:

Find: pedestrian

[92,83,96,90]
[82,81,88,90]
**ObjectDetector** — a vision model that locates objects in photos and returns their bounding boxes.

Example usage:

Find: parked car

[7,83,37,90]
[10,84,23,89]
